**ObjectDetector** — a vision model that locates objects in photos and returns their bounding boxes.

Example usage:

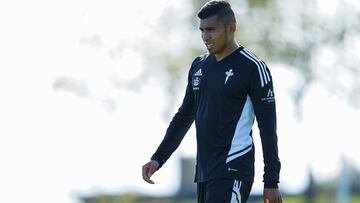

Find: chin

[207,49,217,54]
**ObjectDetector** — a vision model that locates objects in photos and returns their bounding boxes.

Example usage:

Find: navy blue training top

[151,46,281,188]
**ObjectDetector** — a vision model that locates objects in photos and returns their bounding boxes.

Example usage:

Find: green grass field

[84,194,360,203]
[252,195,360,203]
[176,195,360,203]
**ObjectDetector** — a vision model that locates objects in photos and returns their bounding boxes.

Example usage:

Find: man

[142,1,282,203]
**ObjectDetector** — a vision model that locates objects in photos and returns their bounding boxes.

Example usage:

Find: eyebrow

[199,26,216,31]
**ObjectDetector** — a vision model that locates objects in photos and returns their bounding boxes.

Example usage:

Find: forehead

[199,15,224,28]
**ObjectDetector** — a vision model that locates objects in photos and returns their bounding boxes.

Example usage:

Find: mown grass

[86,194,360,203]
[142,195,360,203]
[251,195,360,203]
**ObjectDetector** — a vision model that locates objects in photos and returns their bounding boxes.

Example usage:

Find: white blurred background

[0,0,359,203]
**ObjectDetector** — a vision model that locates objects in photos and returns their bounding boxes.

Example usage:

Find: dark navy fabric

[151,46,280,187]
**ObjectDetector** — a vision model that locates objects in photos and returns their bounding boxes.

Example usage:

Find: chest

[191,62,249,99]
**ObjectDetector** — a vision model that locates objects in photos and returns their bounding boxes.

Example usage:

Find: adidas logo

[194,68,202,76]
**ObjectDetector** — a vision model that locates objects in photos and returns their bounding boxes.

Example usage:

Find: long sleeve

[150,58,199,168]
[248,60,281,188]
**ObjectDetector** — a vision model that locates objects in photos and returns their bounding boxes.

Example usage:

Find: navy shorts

[197,178,253,203]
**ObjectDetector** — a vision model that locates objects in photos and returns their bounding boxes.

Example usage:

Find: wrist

[150,156,163,168]
[264,182,278,188]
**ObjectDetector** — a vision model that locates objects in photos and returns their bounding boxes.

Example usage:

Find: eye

[207,28,215,32]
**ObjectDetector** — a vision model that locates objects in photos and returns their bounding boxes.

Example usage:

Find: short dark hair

[197,0,236,24]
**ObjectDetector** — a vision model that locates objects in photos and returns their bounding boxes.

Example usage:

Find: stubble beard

[212,28,230,56]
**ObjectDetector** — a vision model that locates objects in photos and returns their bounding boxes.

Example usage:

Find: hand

[263,188,282,203]
[142,160,159,184]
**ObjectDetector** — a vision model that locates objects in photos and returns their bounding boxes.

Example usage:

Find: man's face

[199,15,230,55]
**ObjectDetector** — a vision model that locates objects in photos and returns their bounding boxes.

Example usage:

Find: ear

[229,22,236,33]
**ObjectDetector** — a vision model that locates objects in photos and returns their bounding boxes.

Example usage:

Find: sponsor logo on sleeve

[261,89,275,102]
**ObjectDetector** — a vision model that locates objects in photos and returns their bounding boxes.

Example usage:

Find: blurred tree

[60,0,360,119]
[230,0,360,117]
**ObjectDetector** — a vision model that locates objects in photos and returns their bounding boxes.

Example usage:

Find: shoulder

[191,53,208,68]
[238,47,266,69]
[238,47,272,87]
[189,53,209,74]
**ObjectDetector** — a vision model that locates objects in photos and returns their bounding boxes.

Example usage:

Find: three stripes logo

[240,49,271,87]
[194,68,202,76]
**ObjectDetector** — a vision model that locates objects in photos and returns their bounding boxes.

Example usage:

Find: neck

[214,40,239,61]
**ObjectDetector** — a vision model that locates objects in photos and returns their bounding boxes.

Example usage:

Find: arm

[142,58,200,184]
[150,75,196,168]
[248,60,282,202]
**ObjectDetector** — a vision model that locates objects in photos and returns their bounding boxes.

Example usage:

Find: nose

[202,31,210,42]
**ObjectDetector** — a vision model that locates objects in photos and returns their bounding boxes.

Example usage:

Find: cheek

[212,32,221,41]
[215,29,226,38]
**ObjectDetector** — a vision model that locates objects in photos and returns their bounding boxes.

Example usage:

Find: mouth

[205,43,214,49]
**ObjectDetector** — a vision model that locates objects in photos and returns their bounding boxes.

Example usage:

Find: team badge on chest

[224,69,234,84]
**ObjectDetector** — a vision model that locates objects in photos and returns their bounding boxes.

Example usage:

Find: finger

[264,198,269,203]
[142,164,149,179]
[142,175,148,182]
[142,164,154,183]
[142,162,157,184]
[143,176,154,184]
